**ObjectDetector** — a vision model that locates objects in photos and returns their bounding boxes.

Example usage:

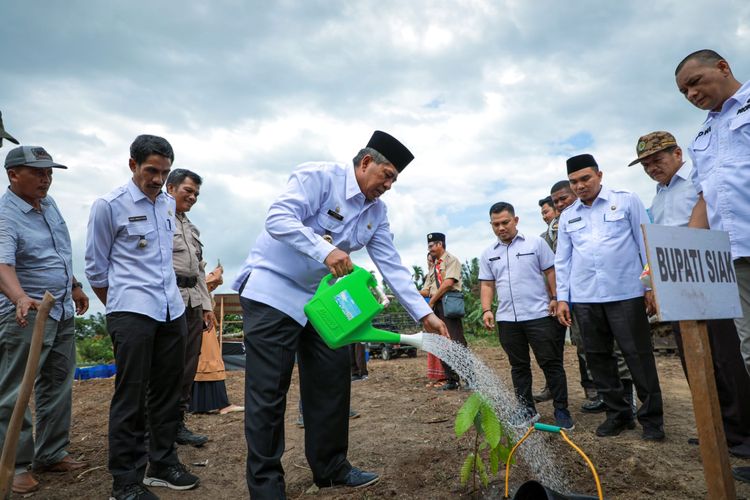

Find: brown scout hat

[628,131,678,166]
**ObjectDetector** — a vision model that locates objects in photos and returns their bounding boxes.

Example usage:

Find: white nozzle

[398,332,424,350]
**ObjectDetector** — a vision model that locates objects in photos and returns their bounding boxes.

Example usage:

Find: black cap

[366,130,414,172]
[5,146,67,169]
[427,232,445,244]
[566,154,598,174]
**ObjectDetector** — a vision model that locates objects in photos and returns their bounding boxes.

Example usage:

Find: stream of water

[421,332,568,494]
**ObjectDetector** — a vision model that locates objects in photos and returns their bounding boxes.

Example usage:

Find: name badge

[489,256,501,262]
[568,217,582,224]
[128,215,148,222]
[327,209,344,221]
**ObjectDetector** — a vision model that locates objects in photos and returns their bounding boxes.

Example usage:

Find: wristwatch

[71,282,83,290]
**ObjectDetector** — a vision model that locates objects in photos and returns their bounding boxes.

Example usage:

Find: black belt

[176,275,199,288]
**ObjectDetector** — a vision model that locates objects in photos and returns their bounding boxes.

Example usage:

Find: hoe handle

[0,291,56,499]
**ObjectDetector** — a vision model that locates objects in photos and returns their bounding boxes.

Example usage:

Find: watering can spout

[398,332,423,350]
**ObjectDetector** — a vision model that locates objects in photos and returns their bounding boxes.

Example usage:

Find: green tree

[75,313,114,364]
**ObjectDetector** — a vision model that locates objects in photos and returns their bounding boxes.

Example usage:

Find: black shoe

[554,408,575,431]
[729,443,750,458]
[581,397,607,413]
[584,387,598,400]
[733,466,750,484]
[642,425,665,441]
[687,437,699,445]
[533,386,553,403]
[176,422,208,447]
[595,418,636,437]
[143,463,200,491]
[110,483,159,500]
[438,381,459,391]
[319,467,379,489]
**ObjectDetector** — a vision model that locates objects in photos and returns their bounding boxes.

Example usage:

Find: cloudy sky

[2,1,748,315]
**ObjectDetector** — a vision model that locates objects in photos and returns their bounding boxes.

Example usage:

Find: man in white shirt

[236,131,447,499]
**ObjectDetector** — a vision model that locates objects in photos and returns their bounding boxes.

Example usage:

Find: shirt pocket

[563,219,587,244]
[124,221,156,248]
[603,210,627,236]
[729,110,750,158]
[191,230,204,260]
[316,208,347,236]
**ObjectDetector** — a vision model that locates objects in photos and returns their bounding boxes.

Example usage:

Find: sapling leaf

[476,454,489,487]
[480,403,502,448]
[454,393,482,437]
[460,453,474,486]
[489,444,500,475]
[479,441,488,451]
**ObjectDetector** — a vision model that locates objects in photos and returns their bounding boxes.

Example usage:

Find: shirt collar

[494,231,526,248]
[707,79,750,120]
[345,164,363,201]
[128,178,164,204]
[4,187,50,214]
[657,161,692,192]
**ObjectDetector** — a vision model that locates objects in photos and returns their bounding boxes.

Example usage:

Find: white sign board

[642,225,742,321]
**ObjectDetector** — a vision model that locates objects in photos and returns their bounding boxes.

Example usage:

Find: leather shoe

[34,455,87,473]
[584,387,598,400]
[595,418,635,437]
[642,425,665,441]
[729,443,750,458]
[12,471,39,494]
[733,466,750,484]
[581,397,606,413]
[319,467,379,489]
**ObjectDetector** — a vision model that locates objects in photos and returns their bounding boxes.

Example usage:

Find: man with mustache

[166,169,214,448]
[675,49,750,483]
[86,135,199,499]
[555,154,664,440]
[0,146,89,494]
[235,130,448,499]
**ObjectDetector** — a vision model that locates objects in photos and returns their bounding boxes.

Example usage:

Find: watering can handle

[314,264,366,296]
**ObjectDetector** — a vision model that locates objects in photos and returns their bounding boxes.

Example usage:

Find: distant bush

[77,335,114,364]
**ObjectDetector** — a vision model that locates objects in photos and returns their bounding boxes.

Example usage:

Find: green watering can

[304,266,424,350]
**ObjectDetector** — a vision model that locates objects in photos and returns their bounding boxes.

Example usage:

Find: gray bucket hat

[5,146,67,169]
[0,111,20,147]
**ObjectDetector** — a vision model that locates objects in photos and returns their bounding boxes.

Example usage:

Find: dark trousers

[573,298,663,427]
[180,305,204,413]
[673,320,750,450]
[434,301,467,383]
[106,311,187,488]
[497,316,568,410]
[349,343,368,378]
[242,298,351,500]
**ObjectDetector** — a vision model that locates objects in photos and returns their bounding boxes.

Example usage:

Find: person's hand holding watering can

[421,313,449,337]
[325,248,354,277]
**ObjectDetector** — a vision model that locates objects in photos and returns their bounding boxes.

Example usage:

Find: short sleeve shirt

[423,250,463,295]
[479,233,554,322]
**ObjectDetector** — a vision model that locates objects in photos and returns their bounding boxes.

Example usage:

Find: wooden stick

[680,319,736,500]
[0,291,56,499]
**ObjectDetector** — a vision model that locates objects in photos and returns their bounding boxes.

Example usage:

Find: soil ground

[21,345,750,499]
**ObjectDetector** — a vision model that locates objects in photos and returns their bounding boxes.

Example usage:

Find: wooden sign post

[642,225,742,500]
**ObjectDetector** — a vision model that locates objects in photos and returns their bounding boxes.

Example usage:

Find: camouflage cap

[628,131,678,166]
[0,111,20,147]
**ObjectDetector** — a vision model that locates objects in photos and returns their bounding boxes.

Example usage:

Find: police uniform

[172,212,213,417]
[423,233,466,385]
[555,154,663,433]
[687,80,750,376]
[86,179,187,490]
[236,132,430,498]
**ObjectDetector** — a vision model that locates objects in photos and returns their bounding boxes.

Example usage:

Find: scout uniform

[423,232,466,388]
[172,210,212,443]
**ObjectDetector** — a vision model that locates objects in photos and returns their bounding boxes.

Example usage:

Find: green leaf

[490,444,501,475]
[476,454,489,487]
[455,393,482,437]
[460,453,474,486]
[479,403,502,448]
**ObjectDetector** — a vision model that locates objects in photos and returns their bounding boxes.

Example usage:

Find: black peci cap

[566,153,598,174]
[366,130,414,172]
